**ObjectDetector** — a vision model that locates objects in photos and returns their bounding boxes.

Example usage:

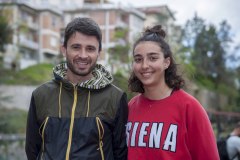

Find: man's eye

[87,47,96,52]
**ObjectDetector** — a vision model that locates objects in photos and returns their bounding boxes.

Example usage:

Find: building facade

[0,0,62,69]
[62,2,145,70]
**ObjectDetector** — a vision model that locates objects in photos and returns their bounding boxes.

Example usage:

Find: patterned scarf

[53,63,113,89]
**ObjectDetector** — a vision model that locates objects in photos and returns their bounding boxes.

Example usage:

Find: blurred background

[0,0,239,159]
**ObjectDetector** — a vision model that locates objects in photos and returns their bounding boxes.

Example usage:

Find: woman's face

[132,41,170,88]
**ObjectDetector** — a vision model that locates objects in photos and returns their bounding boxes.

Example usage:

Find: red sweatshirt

[127,89,219,160]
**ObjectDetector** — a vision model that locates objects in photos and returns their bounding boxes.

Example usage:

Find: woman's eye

[134,58,142,63]
[149,57,158,61]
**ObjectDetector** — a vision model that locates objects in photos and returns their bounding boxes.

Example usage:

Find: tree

[181,13,205,48]
[181,15,235,89]
[177,14,206,76]
[0,9,12,52]
[193,25,226,82]
[108,27,131,73]
[113,71,135,101]
[181,15,240,112]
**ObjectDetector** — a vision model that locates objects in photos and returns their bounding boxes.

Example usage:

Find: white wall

[0,85,37,110]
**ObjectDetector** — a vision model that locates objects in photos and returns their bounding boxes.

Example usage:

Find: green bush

[0,63,54,85]
[0,107,27,134]
[113,71,136,101]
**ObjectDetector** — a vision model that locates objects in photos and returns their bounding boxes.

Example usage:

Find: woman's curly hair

[128,25,185,93]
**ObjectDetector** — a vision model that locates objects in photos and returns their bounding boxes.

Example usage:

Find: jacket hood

[53,63,113,90]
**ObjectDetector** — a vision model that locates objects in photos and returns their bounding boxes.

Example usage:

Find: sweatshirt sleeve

[112,93,128,160]
[25,95,42,160]
[186,98,220,160]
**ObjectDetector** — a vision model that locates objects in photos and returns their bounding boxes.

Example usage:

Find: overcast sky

[110,0,240,52]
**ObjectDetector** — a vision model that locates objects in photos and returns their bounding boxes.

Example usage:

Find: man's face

[62,32,99,82]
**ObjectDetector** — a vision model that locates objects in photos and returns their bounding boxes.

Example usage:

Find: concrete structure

[0,85,36,110]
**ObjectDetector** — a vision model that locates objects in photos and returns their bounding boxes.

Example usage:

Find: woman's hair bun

[144,25,166,38]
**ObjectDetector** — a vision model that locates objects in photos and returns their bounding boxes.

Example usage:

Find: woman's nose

[142,59,149,69]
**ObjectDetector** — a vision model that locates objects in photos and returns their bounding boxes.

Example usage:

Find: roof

[0,0,62,15]
[138,5,175,20]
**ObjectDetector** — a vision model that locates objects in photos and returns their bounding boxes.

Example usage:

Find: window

[50,37,57,47]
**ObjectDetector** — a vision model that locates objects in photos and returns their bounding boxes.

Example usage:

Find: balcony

[19,36,38,50]
[26,19,38,30]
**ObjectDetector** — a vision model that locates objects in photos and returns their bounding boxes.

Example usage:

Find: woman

[126,25,219,160]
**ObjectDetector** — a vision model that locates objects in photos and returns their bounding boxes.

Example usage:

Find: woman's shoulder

[174,89,199,101]
[128,94,141,106]
[173,89,203,110]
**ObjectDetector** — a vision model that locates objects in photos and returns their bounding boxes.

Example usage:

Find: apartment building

[61,1,145,71]
[0,0,62,69]
[0,0,145,70]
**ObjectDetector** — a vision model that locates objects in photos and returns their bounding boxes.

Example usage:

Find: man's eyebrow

[86,45,97,48]
[70,44,81,47]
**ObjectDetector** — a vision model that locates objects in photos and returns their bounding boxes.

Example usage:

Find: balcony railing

[19,36,38,50]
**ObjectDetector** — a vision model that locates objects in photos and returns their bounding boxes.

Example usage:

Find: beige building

[0,0,145,70]
[61,1,145,71]
[0,0,62,69]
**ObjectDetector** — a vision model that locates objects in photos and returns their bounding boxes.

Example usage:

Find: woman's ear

[164,57,171,69]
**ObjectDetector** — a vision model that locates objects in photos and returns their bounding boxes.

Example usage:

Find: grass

[0,63,54,85]
[0,107,27,133]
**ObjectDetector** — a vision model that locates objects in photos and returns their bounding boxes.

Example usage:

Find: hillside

[0,63,54,85]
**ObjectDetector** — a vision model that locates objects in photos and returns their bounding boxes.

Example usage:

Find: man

[25,17,128,160]
[227,122,240,160]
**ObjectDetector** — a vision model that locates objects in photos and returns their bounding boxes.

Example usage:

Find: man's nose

[78,49,88,58]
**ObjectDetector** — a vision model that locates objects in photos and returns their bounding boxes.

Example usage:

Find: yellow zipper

[40,116,49,160]
[65,85,78,160]
[96,117,105,160]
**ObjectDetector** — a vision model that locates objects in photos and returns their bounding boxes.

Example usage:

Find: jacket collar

[53,63,113,90]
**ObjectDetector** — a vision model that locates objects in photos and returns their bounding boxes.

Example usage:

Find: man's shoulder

[103,84,124,94]
[97,84,125,100]
[33,81,57,95]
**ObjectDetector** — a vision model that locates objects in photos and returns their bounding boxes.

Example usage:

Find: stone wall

[0,85,37,110]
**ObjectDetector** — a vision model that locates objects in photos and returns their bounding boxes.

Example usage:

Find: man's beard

[66,58,97,77]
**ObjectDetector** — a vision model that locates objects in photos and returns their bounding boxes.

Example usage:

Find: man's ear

[97,50,101,60]
[61,45,67,57]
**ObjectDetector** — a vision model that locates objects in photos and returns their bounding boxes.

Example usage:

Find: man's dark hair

[128,25,185,93]
[63,17,102,51]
